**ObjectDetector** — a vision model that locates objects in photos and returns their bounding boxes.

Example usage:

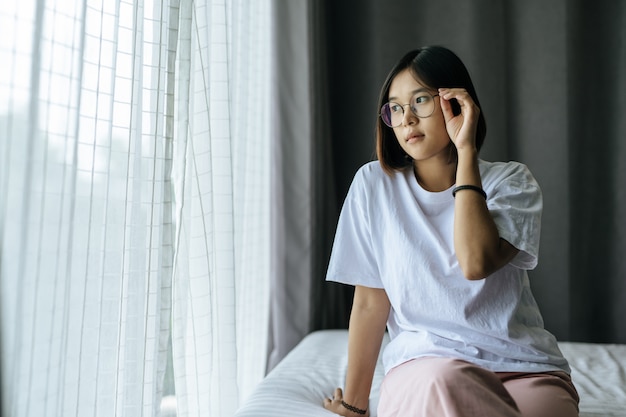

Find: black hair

[376,46,487,175]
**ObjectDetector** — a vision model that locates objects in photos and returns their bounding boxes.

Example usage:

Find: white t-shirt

[326,159,570,375]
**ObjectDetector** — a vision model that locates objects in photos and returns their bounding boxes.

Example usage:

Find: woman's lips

[406,133,424,144]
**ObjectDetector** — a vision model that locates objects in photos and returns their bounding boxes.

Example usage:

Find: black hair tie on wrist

[341,400,367,415]
[452,184,487,200]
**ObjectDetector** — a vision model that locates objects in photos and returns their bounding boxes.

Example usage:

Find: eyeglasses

[380,92,439,128]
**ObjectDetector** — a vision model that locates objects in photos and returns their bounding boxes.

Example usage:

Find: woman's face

[387,69,451,163]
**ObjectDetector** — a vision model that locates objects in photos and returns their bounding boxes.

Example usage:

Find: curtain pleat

[228,0,272,401]
[170,0,272,415]
[266,0,314,372]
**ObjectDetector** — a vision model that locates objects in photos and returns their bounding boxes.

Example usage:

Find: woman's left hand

[323,388,370,417]
[438,87,480,152]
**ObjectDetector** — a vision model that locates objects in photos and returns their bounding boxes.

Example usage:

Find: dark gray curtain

[269,1,316,370]
[310,0,626,344]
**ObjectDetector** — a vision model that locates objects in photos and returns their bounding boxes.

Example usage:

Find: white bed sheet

[235,330,626,416]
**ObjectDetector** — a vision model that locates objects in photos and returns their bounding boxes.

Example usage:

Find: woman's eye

[414,95,429,104]
[390,104,402,113]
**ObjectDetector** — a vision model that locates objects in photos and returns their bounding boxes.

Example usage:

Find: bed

[234,329,626,417]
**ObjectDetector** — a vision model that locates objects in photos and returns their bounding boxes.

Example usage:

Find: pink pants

[378,357,579,417]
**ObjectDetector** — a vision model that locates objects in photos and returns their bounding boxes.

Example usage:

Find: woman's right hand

[438,87,480,152]
[323,387,370,417]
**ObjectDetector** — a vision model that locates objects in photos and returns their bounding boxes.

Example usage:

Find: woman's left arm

[439,88,519,280]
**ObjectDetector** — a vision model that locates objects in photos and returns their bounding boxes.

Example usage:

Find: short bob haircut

[376,46,487,175]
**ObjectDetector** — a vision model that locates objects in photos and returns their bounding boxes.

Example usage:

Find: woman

[323,46,579,417]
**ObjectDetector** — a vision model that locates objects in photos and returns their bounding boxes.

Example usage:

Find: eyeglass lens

[380,93,436,127]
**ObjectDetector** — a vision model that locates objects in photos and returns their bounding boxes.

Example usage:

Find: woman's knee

[503,372,579,417]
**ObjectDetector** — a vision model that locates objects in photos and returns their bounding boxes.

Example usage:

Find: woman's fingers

[438,88,479,117]
[438,87,470,102]
[334,387,343,399]
[438,87,479,149]
[439,90,455,122]
[323,387,343,410]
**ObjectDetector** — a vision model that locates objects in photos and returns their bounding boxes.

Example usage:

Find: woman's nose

[401,106,418,126]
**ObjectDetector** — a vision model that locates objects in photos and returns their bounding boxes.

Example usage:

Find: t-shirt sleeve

[485,163,542,270]
[326,169,383,288]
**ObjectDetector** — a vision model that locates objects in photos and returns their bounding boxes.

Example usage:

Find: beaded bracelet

[452,184,487,200]
[341,400,367,415]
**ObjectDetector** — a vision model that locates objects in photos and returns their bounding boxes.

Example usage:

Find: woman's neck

[413,159,456,192]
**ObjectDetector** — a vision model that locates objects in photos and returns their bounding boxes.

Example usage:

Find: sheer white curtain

[170,0,271,415]
[1,0,176,415]
[0,0,271,416]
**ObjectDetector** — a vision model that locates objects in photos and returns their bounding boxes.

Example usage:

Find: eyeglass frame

[379,92,440,128]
